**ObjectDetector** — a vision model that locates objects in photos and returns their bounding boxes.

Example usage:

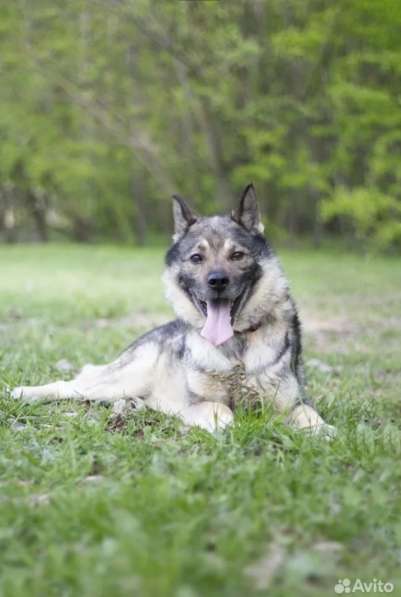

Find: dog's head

[164,184,286,346]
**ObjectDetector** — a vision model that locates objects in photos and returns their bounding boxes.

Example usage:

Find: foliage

[321,187,401,249]
[0,1,400,249]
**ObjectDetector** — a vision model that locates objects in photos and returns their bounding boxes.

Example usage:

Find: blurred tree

[0,0,399,249]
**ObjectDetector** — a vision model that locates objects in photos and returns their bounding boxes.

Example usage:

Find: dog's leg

[11,369,144,404]
[264,374,336,437]
[287,402,336,437]
[11,376,146,404]
[11,380,82,402]
[11,363,121,402]
[11,363,109,401]
[177,402,234,433]
[12,343,158,404]
[75,363,108,380]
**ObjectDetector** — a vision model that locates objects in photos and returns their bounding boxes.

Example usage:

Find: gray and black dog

[12,185,334,435]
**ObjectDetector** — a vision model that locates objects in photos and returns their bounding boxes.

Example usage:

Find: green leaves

[322,187,401,249]
[0,0,400,248]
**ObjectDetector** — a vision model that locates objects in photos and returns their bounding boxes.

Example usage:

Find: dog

[12,185,335,436]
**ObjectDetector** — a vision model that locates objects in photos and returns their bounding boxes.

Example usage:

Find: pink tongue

[201,301,234,346]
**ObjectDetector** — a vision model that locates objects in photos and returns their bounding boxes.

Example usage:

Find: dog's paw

[320,423,337,440]
[11,387,24,400]
[10,386,39,403]
[308,423,337,441]
[208,403,234,433]
[302,423,337,441]
[181,402,234,433]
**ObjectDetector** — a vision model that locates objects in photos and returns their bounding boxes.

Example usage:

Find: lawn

[1,244,401,597]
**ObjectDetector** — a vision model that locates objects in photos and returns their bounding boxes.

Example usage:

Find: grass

[1,244,401,597]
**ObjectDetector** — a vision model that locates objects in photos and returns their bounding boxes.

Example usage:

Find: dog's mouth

[192,291,247,347]
[194,293,244,322]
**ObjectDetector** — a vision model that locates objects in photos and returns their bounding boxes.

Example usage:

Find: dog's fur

[12,185,334,435]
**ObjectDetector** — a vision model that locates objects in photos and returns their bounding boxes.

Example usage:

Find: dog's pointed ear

[232,184,264,233]
[172,195,197,240]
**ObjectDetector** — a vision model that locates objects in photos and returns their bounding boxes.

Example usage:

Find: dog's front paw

[11,386,39,403]
[300,422,337,440]
[181,402,234,433]
[318,423,337,440]
[11,387,24,400]
[288,404,336,440]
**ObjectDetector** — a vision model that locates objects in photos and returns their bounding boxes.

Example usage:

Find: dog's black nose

[208,271,229,291]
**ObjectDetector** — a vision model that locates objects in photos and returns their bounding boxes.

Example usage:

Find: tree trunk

[1,192,18,243]
[71,216,92,242]
[26,191,49,242]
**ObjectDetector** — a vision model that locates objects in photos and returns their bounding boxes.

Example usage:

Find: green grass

[1,244,401,597]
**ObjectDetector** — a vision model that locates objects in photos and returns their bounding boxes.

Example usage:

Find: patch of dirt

[306,358,342,375]
[30,494,51,506]
[246,540,286,590]
[302,310,358,354]
[83,475,104,484]
[302,312,355,335]
[93,311,169,331]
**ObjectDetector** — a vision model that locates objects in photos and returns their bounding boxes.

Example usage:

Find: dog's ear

[232,184,264,233]
[172,195,197,240]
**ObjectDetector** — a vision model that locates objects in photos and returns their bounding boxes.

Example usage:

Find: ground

[0,244,401,597]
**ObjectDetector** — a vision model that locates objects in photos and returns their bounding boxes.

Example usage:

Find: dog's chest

[184,332,262,405]
[183,326,286,406]
[185,364,261,406]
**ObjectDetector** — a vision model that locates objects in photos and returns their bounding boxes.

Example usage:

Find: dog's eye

[190,254,203,264]
[231,251,245,261]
